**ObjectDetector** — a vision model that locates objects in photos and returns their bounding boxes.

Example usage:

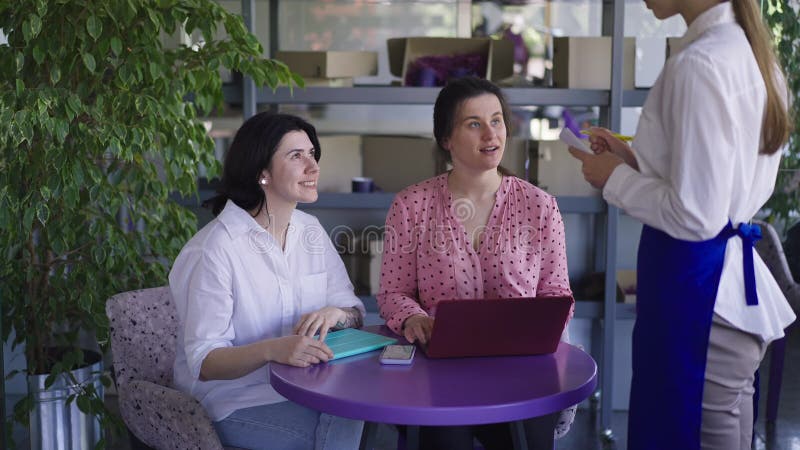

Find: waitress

[568,0,795,449]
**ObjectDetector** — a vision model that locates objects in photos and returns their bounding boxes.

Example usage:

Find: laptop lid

[422,296,573,359]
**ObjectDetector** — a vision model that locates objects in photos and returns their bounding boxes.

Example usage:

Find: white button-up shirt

[169,200,365,421]
[604,2,795,342]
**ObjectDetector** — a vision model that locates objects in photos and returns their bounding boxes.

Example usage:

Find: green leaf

[291,72,305,89]
[22,21,32,43]
[32,45,45,65]
[82,53,96,73]
[66,95,81,119]
[86,15,102,41]
[92,246,106,265]
[16,79,24,97]
[55,120,69,144]
[76,395,91,414]
[44,372,58,389]
[110,37,122,56]
[50,66,61,85]
[29,13,43,38]
[39,186,52,201]
[36,204,49,225]
[22,206,34,233]
[15,53,24,73]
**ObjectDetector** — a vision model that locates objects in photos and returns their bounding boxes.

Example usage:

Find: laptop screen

[422,296,573,359]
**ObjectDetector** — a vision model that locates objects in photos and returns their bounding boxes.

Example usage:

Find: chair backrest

[106,286,179,387]
[753,220,800,307]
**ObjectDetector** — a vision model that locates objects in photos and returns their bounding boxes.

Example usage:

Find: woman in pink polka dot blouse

[376,77,575,449]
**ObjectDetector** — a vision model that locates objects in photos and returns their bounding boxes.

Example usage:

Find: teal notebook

[323,328,397,360]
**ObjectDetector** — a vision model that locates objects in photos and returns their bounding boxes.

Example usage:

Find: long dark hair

[203,112,321,217]
[731,0,791,154]
[433,76,513,175]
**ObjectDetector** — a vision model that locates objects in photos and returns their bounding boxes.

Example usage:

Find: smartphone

[379,345,415,365]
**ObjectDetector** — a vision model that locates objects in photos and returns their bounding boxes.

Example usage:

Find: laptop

[420,296,573,359]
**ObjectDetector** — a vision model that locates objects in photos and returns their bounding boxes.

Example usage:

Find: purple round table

[269,325,597,428]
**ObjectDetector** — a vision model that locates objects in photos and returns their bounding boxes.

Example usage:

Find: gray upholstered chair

[752,220,800,423]
[106,286,243,450]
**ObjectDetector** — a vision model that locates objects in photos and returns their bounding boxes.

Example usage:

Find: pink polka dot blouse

[377,173,574,334]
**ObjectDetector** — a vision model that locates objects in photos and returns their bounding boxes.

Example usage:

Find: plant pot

[27,351,104,450]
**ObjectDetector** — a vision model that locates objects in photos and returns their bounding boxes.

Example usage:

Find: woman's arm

[603,55,735,240]
[536,196,573,299]
[200,335,334,380]
[376,197,428,335]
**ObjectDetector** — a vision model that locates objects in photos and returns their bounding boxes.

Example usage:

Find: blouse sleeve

[178,249,236,383]
[537,196,574,327]
[377,196,427,334]
[536,195,573,299]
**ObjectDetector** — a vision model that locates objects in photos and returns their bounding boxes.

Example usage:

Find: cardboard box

[534,140,601,196]
[362,135,438,192]
[617,269,637,304]
[552,37,635,90]
[387,37,514,86]
[301,77,354,87]
[275,51,378,78]
[317,135,362,193]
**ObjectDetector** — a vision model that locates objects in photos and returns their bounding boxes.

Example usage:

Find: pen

[580,130,634,142]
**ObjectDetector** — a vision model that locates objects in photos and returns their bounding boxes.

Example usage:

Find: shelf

[358,295,636,320]
[180,191,606,214]
[299,192,397,209]
[298,193,606,213]
[223,85,649,107]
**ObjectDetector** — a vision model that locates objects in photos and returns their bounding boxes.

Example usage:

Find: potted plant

[764,0,800,232]
[0,1,301,447]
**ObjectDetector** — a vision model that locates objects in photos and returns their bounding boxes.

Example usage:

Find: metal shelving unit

[222,85,650,107]
[230,0,633,441]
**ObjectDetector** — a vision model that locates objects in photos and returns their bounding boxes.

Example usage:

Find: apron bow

[736,222,762,306]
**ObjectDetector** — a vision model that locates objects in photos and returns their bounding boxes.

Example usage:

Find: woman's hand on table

[294,306,347,342]
[403,314,434,345]
[267,335,333,367]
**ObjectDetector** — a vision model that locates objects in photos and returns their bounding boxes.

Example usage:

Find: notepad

[323,328,397,360]
[559,128,592,154]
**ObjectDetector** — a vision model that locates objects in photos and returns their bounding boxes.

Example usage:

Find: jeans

[213,401,364,450]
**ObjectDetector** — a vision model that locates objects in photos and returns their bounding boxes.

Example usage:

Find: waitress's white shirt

[603,2,795,342]
[169,200,365,421]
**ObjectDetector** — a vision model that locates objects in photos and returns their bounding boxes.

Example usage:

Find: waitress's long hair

[203,113,321,217]
[733,0,792,154]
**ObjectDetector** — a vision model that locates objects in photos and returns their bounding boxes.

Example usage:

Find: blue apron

[627,222,761,450]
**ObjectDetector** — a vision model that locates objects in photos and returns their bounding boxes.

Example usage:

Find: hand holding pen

[582,127,639,171]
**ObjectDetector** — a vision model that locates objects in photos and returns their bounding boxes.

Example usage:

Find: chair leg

[766,336,787,423]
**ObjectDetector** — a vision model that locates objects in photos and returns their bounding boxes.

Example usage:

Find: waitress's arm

[603,56,734,241]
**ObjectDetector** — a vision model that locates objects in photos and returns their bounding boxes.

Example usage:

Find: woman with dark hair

[568,0,795,448]
[170,112,365,450]
[377,76,575,449]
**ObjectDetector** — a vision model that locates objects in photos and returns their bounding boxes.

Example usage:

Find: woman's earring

[260,179,268,185]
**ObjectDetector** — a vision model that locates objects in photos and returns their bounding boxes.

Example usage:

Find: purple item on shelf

[404,52,488,87]
[562,110,586,139]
